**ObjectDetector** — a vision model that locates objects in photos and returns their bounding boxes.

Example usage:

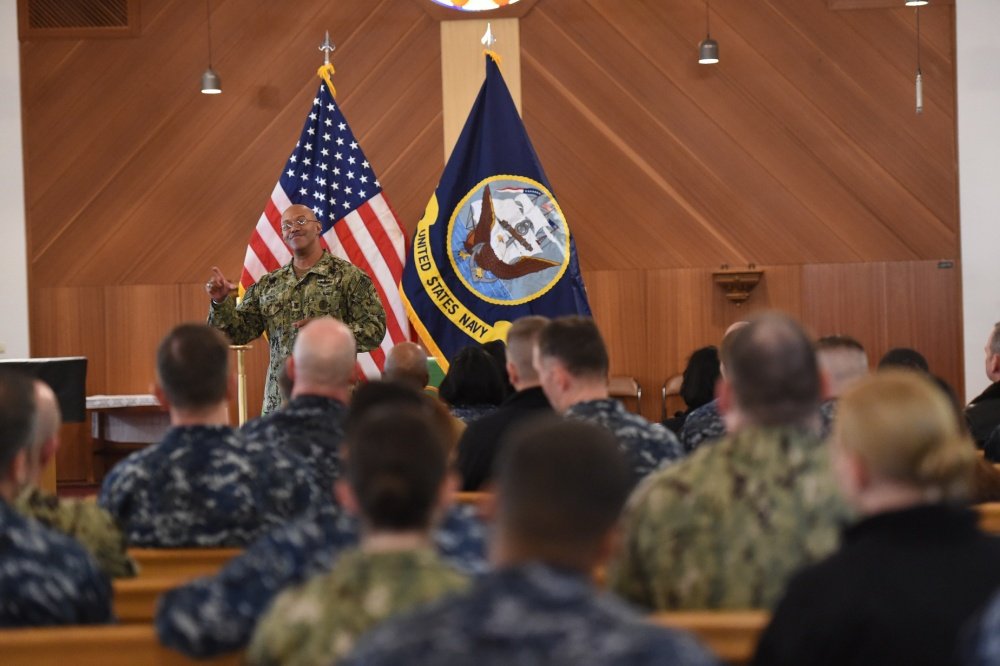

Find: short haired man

[14,380,137,578]
[341,419,717,666]
[678,321,748,453]
[611,313,849,611]
[206,203,387,415]
[816,335,869,398]
[242,317,355,491]
[248,407,469,666]
[383,341,430,390]
[155,382,488,658]
[99,324,323,547]
[456,316,552,491]
[967,322,1000,447]
[0,370,113,626]
[534,316,682,486]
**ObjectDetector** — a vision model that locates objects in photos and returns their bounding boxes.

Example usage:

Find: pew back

[129,547,241,579]
[649,610,769,665]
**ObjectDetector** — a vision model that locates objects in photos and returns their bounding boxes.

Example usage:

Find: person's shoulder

[3,507,106,575]
[340,592,467,664]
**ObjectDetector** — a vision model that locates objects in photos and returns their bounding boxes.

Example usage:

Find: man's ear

[153,383,171,411]
[9,449,28,489]
[716,378,732,415]
[506,361,520,387]
[334,479,360,516]
[819,369,834,401]
[477,482,498,524]
[989,354,1000,381]
[286,356,297,383]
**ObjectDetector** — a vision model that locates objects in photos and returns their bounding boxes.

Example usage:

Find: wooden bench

[977,502,1000,534]
[649,610,769,665]
[114,577,185,624]
[0,624,242,665]
[454,491,491,506]
[128,548,241,579]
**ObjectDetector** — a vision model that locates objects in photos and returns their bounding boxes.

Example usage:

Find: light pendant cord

[915,7,923,114]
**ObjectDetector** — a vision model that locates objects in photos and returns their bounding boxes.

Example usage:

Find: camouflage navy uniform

[98,425,324,548]
[155,502,488,657]
[209,251,387,415]
[678,399,725,454]
[247,548,469,666]
[340,563,720,666]
[565,398,683,486]
[242,394,348,491]
[15,485,137,578]
[0,498,113,627]
[610,426,850,611]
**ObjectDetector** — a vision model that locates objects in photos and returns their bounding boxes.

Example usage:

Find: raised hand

[205,267,237,303]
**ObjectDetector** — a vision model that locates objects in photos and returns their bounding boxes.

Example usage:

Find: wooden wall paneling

[800,262,889,359]
[719,0,957,230]
[584,270,651,416]
[530,1,887,266]
[881,260,963,397]
[101,285,184,394]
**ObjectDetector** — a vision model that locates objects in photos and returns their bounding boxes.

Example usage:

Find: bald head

[384,342,430,390]
[27,381,61,481]
[719,321,749,380]
[291,317,356,398]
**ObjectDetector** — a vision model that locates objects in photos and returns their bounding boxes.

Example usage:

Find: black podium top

[0,357,87,423]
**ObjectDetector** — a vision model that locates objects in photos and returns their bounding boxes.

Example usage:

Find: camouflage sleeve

[207,282,267,345]
[16,489,137,579]
[608,482,664,610]
[245,583,313,666]
[343,271,386,352]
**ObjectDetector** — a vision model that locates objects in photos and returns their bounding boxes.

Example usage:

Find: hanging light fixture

[905,0,928,7]
[698,0,719,65]
[201,0,221,94]
[914,6,923,114]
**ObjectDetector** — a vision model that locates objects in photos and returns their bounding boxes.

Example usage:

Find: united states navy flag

[401,54,591,370]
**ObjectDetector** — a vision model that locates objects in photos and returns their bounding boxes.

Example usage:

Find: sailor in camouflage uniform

[206,204,386,415]
[610,314,851,611]
[99,325,323,547]
[242,318,355,491]
[15,380,136,578]
[156,383,488,658]
[247,408,469,666]
[341,419,718,666]
[533,317,682,486]
[678,398,726,453]
[0,370,113,626]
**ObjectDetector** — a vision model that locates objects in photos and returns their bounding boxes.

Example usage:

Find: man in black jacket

[967,321,1000,449]
[456,316,551,491]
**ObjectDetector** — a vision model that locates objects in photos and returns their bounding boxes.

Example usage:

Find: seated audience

[456,316,551,491]
[534,316,681,486]
[382,341,430,390]
[878,346,930,372]
[754,371,1000,666]
[15,380,136,578]
[611,312,849,610]
[662,346,720,434]
[156,381,488,658]
[966,322,1000,447]
[99,324,323,547]
[679,321,748,453]
[248,407,469,665]
[0,370,112,626]
[438,345,506,423]
[242,317,354,491]
[341,418,718,666]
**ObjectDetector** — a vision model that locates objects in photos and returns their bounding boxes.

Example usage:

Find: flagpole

[318,31,337,97]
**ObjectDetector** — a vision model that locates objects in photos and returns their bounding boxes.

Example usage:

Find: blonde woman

[754,370,1000,666]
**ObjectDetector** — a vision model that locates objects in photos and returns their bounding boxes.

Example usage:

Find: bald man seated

[243,317,356,490]
[383,342,431,391]
[206,203,386,415]
[15,380,136,578]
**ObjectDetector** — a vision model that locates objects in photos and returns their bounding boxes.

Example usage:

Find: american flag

[239,79,409,377]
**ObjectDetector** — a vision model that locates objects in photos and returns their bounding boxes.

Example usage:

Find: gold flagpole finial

[317,31,337,97]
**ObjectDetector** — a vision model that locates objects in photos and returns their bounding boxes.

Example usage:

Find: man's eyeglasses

[280,217,317,231]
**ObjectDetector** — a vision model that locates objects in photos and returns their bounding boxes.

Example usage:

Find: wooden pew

[977,502,1000,534]
[129,547,241,579]
[454,491,491,506]
[649,610,770,665]
[0,624,242,666]
[114,577,184,624]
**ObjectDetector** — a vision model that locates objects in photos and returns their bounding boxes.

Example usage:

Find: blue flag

[401,55,591,370]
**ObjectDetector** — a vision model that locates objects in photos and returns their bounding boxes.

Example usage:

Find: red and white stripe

[239,183,409,379]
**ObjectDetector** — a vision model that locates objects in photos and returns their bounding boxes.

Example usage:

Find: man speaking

[206,203,386,415]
